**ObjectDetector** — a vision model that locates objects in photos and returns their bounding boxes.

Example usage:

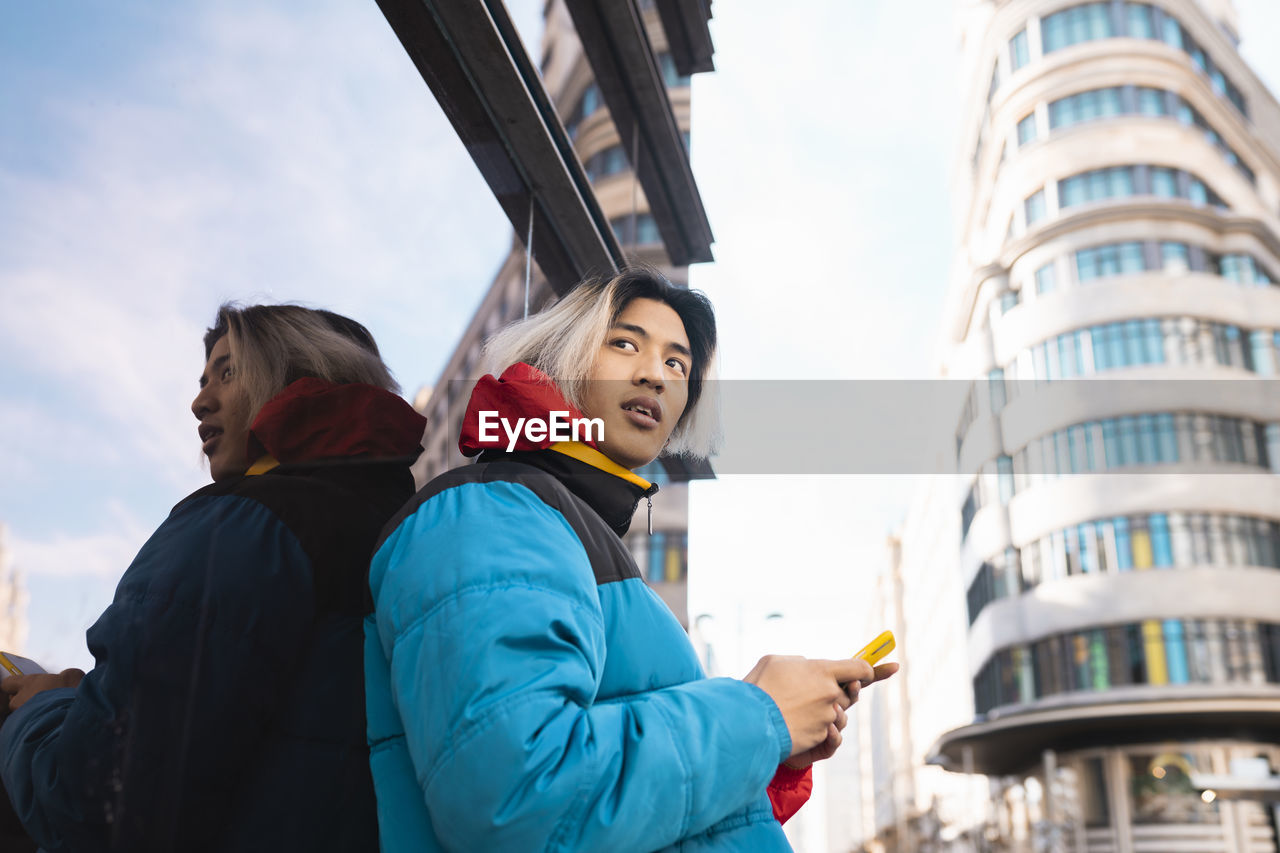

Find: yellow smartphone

[854,630,895,666]
[0,651,46,678]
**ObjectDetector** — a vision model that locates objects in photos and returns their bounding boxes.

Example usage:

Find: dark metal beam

[654,0,715,76]
[373,0,625,295]
[563,0,715,266]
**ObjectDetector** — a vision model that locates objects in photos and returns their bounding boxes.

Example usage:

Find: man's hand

[743,656,872,759]
[782,661,899,769]
[1,669,85,712]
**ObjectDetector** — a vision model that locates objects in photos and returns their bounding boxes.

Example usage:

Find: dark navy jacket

[0,379,426,852]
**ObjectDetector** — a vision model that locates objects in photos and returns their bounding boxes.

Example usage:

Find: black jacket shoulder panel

[381,458,641,586]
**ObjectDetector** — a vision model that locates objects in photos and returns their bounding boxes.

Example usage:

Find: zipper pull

[647,496,653,536]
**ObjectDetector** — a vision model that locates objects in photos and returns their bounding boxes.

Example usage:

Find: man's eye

[611,339,637,352]
[667,359,687,375]
[221,366,235,382]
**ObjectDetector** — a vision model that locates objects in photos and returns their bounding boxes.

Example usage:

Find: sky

[2,1,1280,675]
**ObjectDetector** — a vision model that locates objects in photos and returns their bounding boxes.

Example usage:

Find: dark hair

[603,268,717,417]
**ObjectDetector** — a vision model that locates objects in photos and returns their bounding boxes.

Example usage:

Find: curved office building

[931,0,1280,850]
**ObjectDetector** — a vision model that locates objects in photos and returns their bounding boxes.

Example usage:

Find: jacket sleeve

[0,494,315,853]
[371,481,792,852]
[767,764,812,824]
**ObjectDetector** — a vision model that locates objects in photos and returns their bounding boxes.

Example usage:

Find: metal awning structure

[563,0,714,266]
[374,0,624,296]
[373,0,715,294]
[654,0,715,76]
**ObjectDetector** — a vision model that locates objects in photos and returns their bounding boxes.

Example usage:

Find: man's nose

[191,386,216,419]
[634,353,665,390]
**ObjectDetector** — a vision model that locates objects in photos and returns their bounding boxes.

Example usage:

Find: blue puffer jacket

[0,379,426,853]
[365,438,795,852]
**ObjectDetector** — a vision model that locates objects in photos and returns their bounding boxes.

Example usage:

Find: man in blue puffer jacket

[365,271,895,851]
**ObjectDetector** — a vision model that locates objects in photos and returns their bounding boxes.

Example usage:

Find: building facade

[411,0,704,625]
[0,524,29,653]
[863,1,1280,850]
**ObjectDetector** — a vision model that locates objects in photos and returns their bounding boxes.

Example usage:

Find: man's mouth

[199,425,223,453]
[621,397,661,426]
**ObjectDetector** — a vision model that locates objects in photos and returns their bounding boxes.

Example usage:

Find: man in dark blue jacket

[0,305,426,852]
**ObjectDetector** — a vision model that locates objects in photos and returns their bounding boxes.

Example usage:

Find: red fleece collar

[248,377,427,464]
[458,363,599,457]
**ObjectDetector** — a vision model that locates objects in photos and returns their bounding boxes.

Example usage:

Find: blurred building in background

[391,0,715,626]
[0,524,29,653]
[859,0,1280,850]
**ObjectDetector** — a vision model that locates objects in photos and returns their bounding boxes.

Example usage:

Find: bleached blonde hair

[205,303,399,423]
[481,268,722,459]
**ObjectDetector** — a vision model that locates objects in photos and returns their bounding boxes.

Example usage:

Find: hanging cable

[628,124,640,251]
[524,195,534,319]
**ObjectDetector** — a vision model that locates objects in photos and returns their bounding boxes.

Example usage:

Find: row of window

[961,416,1280,536]
[1001,318,1280,383]
[584,145,629,181]
[1070,241,1276,286]
[640,531,687,585]
[1012,412,1275,482]
[973,618,1280,715]
[563,53,691,140]
[609,213,660,246]
[1006,2,1247,117]
[1026,165,1226,227]
[582,129,692,182]
[989,241,1276,324]
[1018,86,1254,184]
[967,512,1280,624]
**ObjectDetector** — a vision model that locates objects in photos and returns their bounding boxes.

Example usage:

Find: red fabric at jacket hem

[767,764,812,825]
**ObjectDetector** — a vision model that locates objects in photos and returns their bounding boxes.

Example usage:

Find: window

[1017,113,1037,146]
[1125,3,1157,39]
[1025,189,1047,226]
[1076,242,1145,282]
[585,145,628,180]
[1042,3,1113,54]
[1136,87,1169,117]
[1048,87,1123,129]
[1059,166,1134,207]
[647,532,666,582]
[988,368,1007,413]
[1216,253,1275,286]
[1160,242,1190,272]
[1009,29,1030,71]
[657,53,691,88]
[1034,263,1056,294]
[1150,166,1178,198]
[609,213,660,245]
[1248,331,1279,376]
[1130,750,1219,824]
[998,456,1015,504]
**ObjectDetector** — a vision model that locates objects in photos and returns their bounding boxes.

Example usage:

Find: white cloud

[690,0,957,381]
[1,0,519,660]
[10,501,150,580]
